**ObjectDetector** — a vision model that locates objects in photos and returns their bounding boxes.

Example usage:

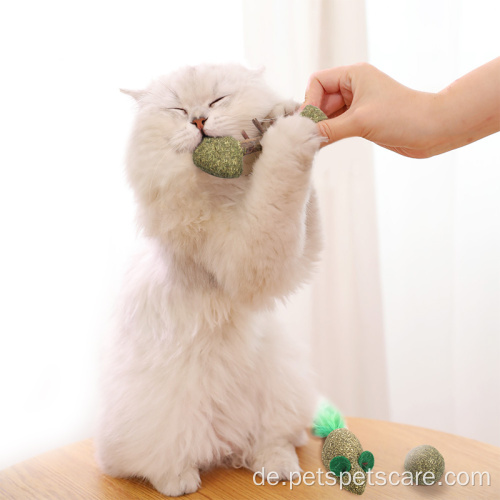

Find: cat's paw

[251,443,302,482]
[150,467,201,497]
[262,113,323,163]
[266,99,299,119]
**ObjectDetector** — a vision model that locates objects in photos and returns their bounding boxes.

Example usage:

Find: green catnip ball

[300,104,328,123]
[404,445,445,485]
[192,136,244,178]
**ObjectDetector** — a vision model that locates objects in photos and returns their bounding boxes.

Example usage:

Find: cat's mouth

[202,127,226,139]
[195,130,222,146]
[195,131,210,148]
[192,128,257,152]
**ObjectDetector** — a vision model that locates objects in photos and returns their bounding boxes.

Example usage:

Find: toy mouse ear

[358,450,375,472]
[120,88,147,102]
[329,456,351,477]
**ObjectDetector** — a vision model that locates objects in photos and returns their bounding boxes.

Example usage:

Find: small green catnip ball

[300,104,328,123]
[404,445,445,486]
[192,136,244,178]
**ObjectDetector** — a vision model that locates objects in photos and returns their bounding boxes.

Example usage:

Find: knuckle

[354,61,372,72]
[308,71,321,82]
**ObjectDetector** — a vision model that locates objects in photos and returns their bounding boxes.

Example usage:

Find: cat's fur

[95,64,323,496]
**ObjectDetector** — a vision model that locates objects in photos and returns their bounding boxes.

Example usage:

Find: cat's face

[125,64,281,154]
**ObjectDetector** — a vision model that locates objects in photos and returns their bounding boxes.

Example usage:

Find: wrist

[398,91,446,159]
[423,91,454,157]
[408,90,460,158]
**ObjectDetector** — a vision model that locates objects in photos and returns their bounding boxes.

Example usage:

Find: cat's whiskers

[209,116,264,139]
[167,127,200,153]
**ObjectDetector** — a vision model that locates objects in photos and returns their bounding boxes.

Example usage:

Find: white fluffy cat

[95,64,323,497]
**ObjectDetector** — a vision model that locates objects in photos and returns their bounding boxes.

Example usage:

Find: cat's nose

[191,117,207,131]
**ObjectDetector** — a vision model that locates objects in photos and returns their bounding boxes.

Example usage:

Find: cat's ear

[249,65,265,78]
[120,88,147,102]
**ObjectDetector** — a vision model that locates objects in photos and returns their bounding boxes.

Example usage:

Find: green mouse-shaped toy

[313,401,375,495]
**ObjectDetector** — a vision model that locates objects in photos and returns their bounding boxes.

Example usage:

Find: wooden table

[1,418,498,499]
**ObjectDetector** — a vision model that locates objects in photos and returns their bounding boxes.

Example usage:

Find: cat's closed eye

[166,107,188,115]
[209,96,228,107]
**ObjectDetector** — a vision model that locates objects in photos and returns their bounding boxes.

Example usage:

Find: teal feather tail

[312,400,346,438]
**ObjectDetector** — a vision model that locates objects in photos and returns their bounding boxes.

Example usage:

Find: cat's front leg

[266,99,299,119]
[250,439,302,483]
[204,114,322,303]
[249,113,322,206]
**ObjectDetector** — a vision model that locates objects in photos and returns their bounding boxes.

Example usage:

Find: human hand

[303,59,500,158]
[303,63,439,158]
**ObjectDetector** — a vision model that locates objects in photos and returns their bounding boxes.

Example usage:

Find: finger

[304,66,350,103]
[317,112,359,147]
[303,75,329,108]
[299,93,346,116]
[303,66,352,115]
[320,93,348,117]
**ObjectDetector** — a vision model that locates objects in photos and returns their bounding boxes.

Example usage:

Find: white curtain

[243,0,390,421]
[367,0,500,446]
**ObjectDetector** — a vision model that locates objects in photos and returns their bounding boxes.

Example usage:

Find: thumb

[317,111,359,147]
